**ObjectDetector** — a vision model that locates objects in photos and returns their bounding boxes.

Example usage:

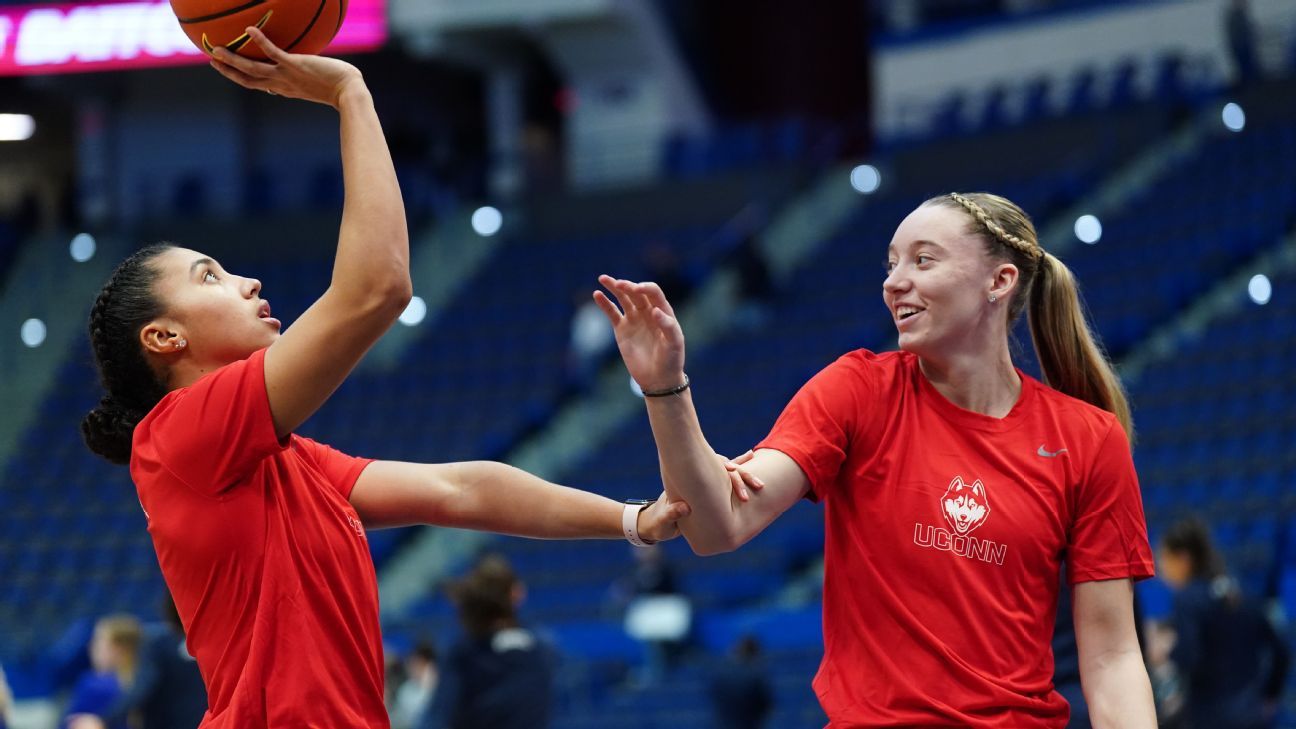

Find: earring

[176,339,187,349]
[988,294,998,303]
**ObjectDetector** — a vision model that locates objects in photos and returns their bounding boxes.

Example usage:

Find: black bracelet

[641,374,690,398]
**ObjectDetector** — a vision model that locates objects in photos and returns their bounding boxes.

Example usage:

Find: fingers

[591,290,624,325]
[245,26,289,63]
[209,58,266,90]
[727,468,750,501]
[210,41,274,78]
[633,281,677,318]
[731,449,756,466]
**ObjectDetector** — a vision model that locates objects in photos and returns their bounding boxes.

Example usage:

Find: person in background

[709,635,773,729]
[391,642,439,729]
[420,555,556,729]
[63,615,142,729]
[69,596,207,729]
[1157,517,1289,729]
[1224,0,1259,87]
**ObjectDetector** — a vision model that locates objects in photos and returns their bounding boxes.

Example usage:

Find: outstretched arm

[594,276,809,555]
[350,460,689,541]
[210,29,411,439]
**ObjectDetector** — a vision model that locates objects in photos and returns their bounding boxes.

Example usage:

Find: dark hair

[1160,517,1225,581]
[450,554,519,639]
[81,244,175,465]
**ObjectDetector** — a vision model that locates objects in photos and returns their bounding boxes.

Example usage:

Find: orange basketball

[170,0,349,59]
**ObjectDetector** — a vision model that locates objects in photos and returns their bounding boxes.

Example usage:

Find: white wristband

[622,502,654,547]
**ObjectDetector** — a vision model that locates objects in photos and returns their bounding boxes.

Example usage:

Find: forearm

[440,461,626,539]
[644,392,741,554]
[1083,648,1157,729]
[332,83,410,300]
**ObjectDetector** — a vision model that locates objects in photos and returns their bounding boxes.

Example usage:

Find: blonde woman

[596,192,1157,727]
[64,615,142,729]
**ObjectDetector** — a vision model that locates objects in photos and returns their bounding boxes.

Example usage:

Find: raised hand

[593,275,686,393]
[208,26,364,108]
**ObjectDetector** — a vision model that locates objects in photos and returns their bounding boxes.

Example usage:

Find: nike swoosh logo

[1037,445,1068,458]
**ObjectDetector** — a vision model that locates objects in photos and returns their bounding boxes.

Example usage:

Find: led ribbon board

[0,0,385,76]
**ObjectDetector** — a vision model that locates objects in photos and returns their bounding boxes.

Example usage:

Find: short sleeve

[293,437,375,500]
[755,353,877,502]
[135,348,285,496]
[1066,418,1155,585]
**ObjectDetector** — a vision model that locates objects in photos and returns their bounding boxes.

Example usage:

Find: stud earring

[988,294,998,303]
[176,339,187,349]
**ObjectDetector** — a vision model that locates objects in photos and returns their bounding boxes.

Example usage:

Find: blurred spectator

[1156,518,1289,729]
[78,596,208,729]
[63,615,142,729]
[563,287,617,395]
[613,545,693,683]
[727,232,776,332]
[709,635,773,729]
[391,643,439,729]
[1224,0,1259,86]
[420,555,556,729]
[642,241,693,306]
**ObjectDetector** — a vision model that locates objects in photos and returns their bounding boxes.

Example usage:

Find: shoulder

[818,348,911,390]
[1028,376,1126,444]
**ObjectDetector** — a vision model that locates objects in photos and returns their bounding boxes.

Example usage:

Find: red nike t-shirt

[130,349,387,728]
[756,350,1154,728]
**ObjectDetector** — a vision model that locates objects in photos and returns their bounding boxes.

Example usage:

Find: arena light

[850,164,881,194]
[1247,274,1271,305]
[1222,102,1246,133]
[0,113,34,141]
[20,317,45,348]
[69,232,96,262]
[398,295,427,326]
[1073,214,1102,244]
[0,0,386,76]
[471,206,503,237]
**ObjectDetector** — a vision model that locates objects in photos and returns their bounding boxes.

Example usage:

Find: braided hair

[81,244,175,465]
[926,193,1133,441]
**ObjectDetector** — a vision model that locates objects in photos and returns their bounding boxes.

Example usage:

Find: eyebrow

[887,239,948,255]
[189,257,216,276]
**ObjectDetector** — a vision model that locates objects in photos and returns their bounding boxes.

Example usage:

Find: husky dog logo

[941,476,990,536]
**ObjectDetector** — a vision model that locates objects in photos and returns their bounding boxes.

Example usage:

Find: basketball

[170,0,349,59]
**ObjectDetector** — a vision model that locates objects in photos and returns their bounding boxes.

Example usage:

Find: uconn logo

[912,476,1007,566]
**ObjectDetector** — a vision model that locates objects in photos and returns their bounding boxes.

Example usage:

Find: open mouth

[895,305,925,322]
[258,301,281,328]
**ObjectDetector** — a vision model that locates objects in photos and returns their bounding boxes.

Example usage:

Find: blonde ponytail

[1028,253,1133,441]
[930,193,1134,443]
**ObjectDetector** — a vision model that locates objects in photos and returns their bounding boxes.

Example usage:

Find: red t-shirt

[756,350,1154,728]
[130,349,387,728]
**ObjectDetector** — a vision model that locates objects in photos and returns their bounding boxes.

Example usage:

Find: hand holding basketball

[209,27,363,108]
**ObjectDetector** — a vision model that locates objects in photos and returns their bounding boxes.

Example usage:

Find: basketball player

[80,30,754,727]
[595,192,1158,726]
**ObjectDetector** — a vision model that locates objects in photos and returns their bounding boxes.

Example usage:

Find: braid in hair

[924,192,1134,440]
[81,244,175,465]
[947,192,1043,261]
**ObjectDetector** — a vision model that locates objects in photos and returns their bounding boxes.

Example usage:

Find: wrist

[640,373,689,398]
[332,75,369,109]
[622,499,655,547]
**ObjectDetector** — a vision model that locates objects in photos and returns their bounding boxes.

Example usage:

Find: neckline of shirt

[910,355,1036,433]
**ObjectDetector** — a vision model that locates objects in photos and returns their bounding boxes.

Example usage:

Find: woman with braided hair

[595,192,1158,727]
[79,29,755,729]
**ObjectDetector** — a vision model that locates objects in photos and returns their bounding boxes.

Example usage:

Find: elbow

[684,526,745,556]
